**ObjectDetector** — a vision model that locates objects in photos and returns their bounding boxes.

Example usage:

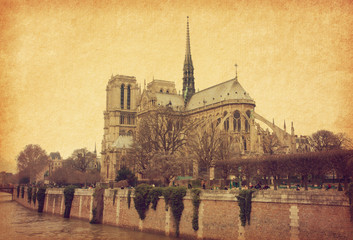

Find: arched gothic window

[120,115,124,124]
[245,110,251,133]
[127,85,131,110]
[106,156,110,179]
[223,111,229,131]
[233,110,241,132]
[242,136,247,151]
[121,84,125,109]
[216,118,221,127]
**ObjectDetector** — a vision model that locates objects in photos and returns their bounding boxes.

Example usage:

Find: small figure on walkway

[255,183,261,190]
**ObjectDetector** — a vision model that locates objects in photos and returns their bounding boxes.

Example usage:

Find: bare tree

[50,163,101,186]
[216,159,239,185]
[17,144,50,183]
[69,148,96,173]
[130,118,155,177]
[214,134,240,183]
[133,107,194,184]
[239,157,261,188]
[187,122,222,178]
[148,152,184,185]
[309,152,331,187]
[310,130,350,151]
[336,133,353,150]
[262,133,281,155]
[49,166,71,185]
[328,150,353,190]
[146,107,192,154]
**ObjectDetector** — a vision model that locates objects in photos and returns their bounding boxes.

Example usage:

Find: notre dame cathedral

[100,18,299,182]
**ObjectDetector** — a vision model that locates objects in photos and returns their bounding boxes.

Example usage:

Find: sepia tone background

[0,0,352,173]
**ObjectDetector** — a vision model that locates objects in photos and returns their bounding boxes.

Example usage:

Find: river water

[0,192,174,240]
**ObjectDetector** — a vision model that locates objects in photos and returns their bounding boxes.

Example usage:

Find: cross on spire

[235,63,238,80]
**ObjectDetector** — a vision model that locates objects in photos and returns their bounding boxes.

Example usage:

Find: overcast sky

[1,0,352,173]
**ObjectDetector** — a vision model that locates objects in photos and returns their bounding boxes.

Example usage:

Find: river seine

[0,192,174,240]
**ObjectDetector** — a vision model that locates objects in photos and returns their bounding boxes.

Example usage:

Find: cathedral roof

[186,78,254,110]
[155,93,184,109]
[112,135,133,149]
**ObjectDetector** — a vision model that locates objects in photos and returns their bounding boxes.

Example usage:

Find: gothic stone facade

[101,18,297,182]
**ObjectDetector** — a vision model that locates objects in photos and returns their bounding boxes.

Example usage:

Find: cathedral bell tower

[182,16,195,104]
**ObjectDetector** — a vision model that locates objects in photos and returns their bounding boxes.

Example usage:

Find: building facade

[101,18,297,182]
[101,75,140,181]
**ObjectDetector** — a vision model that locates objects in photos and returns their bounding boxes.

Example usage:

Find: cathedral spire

[185,17,192,64]
[183,16,195,104]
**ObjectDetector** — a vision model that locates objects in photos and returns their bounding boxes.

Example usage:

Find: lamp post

[238,166,242,190]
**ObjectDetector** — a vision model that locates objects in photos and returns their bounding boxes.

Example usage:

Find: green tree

[115,166,137,186]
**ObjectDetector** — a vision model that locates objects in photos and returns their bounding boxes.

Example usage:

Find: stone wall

[13,187,353,240]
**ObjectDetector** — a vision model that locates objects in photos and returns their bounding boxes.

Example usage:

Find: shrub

[134,184,152,220]
[163,186,187,237]
[37,187,46,212]
[346,183,353,222]
[191,189,201,231]
[113,189,118,205]
[162,187,173,211]
[32,187,37,205]
[148,187,163,210]
[21,186,25,198]
[63,185,76,218]
[90,187,105,224]
[115,167,137,187]
[236,189,255,226]
[27,186,32,204]
[91,207,97,223]
[132,185,187,237]
[127,189,132,209]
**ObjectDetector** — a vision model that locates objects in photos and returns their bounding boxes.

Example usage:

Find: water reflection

[0,193,174,240]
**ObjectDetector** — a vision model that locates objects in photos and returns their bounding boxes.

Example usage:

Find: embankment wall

[13,187,353,240]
